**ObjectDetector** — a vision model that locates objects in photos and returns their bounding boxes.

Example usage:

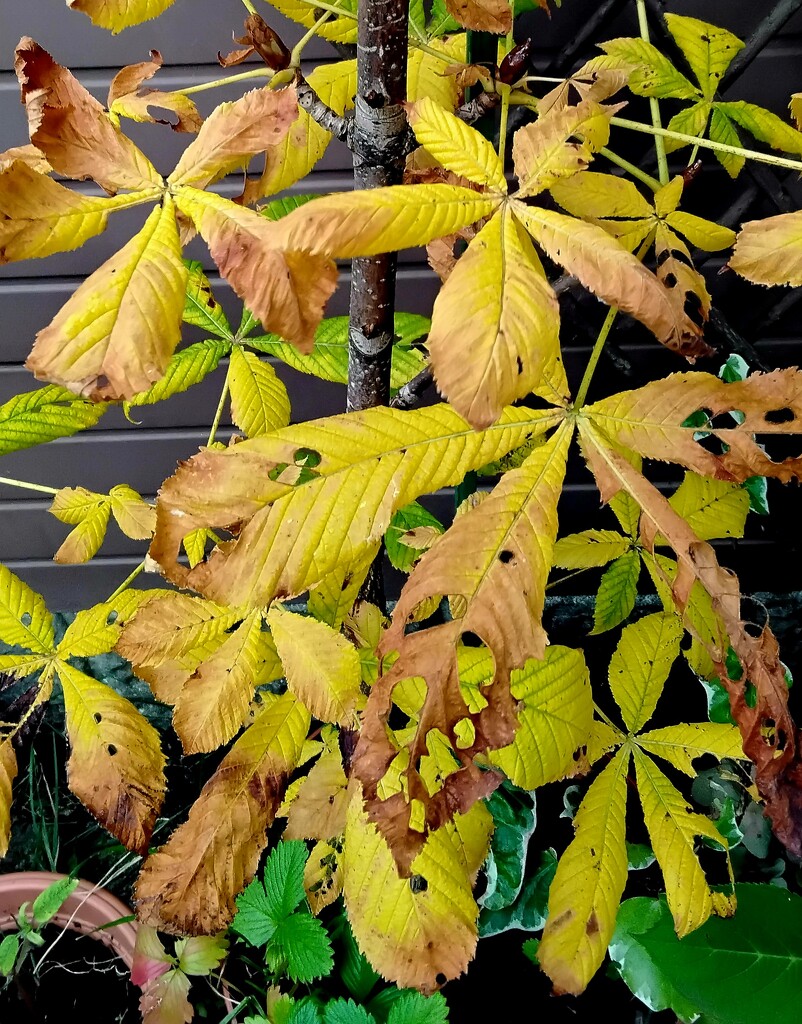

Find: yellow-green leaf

[27,195,187,401]
[594,38,698,100]
[490,646,593,788]
[792,94,802,129]
[637,722,745,776]
[135,692,310,933]
[67,0,176,31]
[552,529,630,570]
[666,210,736,252]
[268,607,362,727]
[608,612,682,733]
[718,101,802,156]
[116,592,242,668]
[633,748,735,936]
[663,101,710,154]
[664,14,744,100]
[427,206,562,428]
[109,484,155,540]
[710,107,745,177]
[591,549,640,635]
[539,749,630,995]
[343,791,487,992]
[0,386,106,456]
[127,339,228,408]
[58,661,165,853]
[229,347,291,438]
[0,563,54,654]
[307,546,379,629]
[263,0,357,43]
[54,502,111,564]
[407,96,506,191]
[667,474,749,542]
[181,261,232,339]
[57,592,160,659]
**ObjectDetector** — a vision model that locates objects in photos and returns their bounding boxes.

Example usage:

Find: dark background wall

[0,0,800,608]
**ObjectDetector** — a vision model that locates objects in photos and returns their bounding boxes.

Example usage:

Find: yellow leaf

[173,187,336,352]
[634,748,735,936]
[539,749,629,995]
[67,0,176,31]
[285,748,349,840]
[267,607,362,727]
[57,592,160,659]
[550,170,654,220]
[169,86,298,189]
[266,184,500,258]
[667,474,749,542]
[792,94,802,130]
[15,38,163,193]
[731,210,802,287]
[637,722,745,776]
[307,546,379,629]
[229,347,291,438]
[343,791,486,992]
[172,609,276,754]
[305,837,344,915]
[136,692,310,933]
[586,719,624,767]
[490,646,593,788]
[249,61,357,202]
[58,661,165,853]
[0,740,17,858]
[0,144,51,174]
[444,0,510,34]
[512,203,705,358]
[27,194,187,401]
[427,206,562,428]
[552,529,630,569]
[512,101,614,199]
[666,210,736,252]
[0,162,156,264]
[608,612,683,734]
[664,14,744,100]
[263,0,357,43]
[407,36,466,110]
[54,505,111,564]
[0,563,54,654]
[151,403,559,608]
[407,96,506,191]
[116,592,242,667]
[110,484,156,540]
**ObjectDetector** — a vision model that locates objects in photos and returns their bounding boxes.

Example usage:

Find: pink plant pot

[0,870,137,967]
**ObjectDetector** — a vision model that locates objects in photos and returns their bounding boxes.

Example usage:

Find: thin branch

[456,91,500,125]
[722,0,802,91]
[295,75,351,142]
[390,366,434,409]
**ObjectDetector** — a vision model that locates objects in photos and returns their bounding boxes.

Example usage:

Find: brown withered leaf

[441,62,494,91]
[135,692,310,934]
[168,86,298,189]
[445,0,512,34]
[580,423,802,857]
[0,144,50,173]
[284,748,350,841]
[172,188,336,351]
[538,63,629,116]
[15,37,162,194]
[354,425,571,871]
[219,15,291,71]
[108,50,202,134]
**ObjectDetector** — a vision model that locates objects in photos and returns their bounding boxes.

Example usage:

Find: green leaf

[717,101,802,156]
[522,937,539,965]
[667,474,749,542]
[323,1001,375,1024]
[263,840,309,921]
[719,354,749,383]
[182,259,232,339]
[338,917,379,1002]
[479,848,557,938]
[713,797,743,849]
[591,550,640,634]
[427,0,459,36]
[612,886,802,1024]
[127,339,228,407]
[480,783,536,912]
[386,991,449,1024]
[744,476,769,516]
[700,676,736,725]
[408,0,426,35]
[228,347,291,437]
[0,933,20,976]
[248,314,429,390]
[0,386,106,456]
[232,878,279,946]
[609,898,702,1020]
[260,194,319,222]
[626,842,655,870]
[32,877,78,927]
[270,912,334,983]
[709,107,745,177]
[289,1004,323,1024]
[385,501,445,572]
[175,934,229,976]
[552,529,630,570]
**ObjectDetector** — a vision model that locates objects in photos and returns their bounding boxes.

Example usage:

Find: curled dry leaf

[219,14,291,71]
[445,0,512,35]
[0,144,50,173]
[108,50,202,134]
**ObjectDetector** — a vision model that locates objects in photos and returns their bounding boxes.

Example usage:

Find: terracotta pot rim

[0,870,138,968]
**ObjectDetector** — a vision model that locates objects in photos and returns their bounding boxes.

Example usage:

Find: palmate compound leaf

[0,385,106,457]
[577,421,802,860]
[126,340,229,408]
[267,607,362,727]
[67,0,177,31]
[354,425,573,870]
[148,403,562,609]
[406,96,506,191]
[57,661,166,853]
[135,692,311,934]
[343,788,492,992]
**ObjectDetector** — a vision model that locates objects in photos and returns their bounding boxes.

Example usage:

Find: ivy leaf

[67,0,177,31]
[480,784,537,913]
[229,348,291,438]
[181,261,232,339]
[269,912,334,983]
[0,385,106,457]
[591,549,640,634]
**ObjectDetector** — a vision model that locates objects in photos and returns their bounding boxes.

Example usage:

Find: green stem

[291,0,355,18]
[575,306,619,409]
[496,6,515,163]
[601,147,661,191]
[207,364,232,447]
[636,0,669,184]
[611,115,802,172]
[593,702,620,733]
[240,0,257,13]
[180,68,275,96]
[523,75,572,85]
[290,6,336,66]
[0,476,58,496]
[105,561,146,603]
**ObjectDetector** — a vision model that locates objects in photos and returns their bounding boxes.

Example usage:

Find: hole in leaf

[106,610,119,625]
[107,744,117,756]
[20,613,32,627]
[294,447,321,468]
[461,631,483,648]
[663,272,678,289]
[94,713,102,723]
[409,874,428,894]
[435,973,447,987]
[765,407,795,425]
[498,550,514,564]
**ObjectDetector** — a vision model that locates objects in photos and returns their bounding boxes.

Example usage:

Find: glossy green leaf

[479,783,536,913]
[260,194,319,222]
[479,848,557,938]
[385,501,445,572]
[126,339,228,408]
[0,386,106,456]
[591,550,640,634]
